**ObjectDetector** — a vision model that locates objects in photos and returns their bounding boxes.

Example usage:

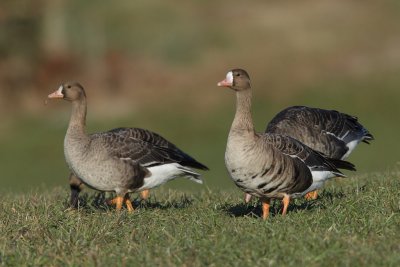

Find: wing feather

[261,133,355,176]
[91,128,208,170]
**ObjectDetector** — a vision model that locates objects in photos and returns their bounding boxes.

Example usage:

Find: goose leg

[244,193,252,203]
[107,196,124,211]
[261,199,271,220]
[282,194,290,216]
[312,191,318,199]
[115,196,124,211]
[124,196,134,212]
[69,173,83,208]
[70,185,80,208]
[107,197,118,205]
[304,190,318,200]
[108,195,134,212]
[140,190,150,200]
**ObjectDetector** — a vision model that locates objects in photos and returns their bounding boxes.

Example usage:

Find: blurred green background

[0,0,399,193]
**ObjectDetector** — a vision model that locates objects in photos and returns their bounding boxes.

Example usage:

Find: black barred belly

[238,160,313,199]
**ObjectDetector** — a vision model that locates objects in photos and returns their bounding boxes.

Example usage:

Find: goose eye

[67,85,71,89]
[235,73,240,77]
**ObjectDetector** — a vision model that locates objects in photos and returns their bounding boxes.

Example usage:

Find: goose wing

[266,106,373,158]
[262,133,355,176]
[91,128,208,170]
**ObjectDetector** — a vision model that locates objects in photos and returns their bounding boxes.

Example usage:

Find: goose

[218,69,356,219]
[48,82,208,211]
[267,106,374,160]
[244,106,374,203]
[244,104,374,203]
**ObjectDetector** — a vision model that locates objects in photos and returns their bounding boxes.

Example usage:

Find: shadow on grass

[222,188,361,219]
[64,192,109,213]
[221,197,331,219]
[136,196,194,210]
[221,185,366,221]
[65,192,194,213]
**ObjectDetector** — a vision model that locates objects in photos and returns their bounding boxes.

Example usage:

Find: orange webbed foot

[304,190,318,200]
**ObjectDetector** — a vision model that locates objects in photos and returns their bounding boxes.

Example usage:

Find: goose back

[266,106,374,159]
[91,127,209,170]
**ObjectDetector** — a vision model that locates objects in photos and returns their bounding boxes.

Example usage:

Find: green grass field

[1,172,399,266]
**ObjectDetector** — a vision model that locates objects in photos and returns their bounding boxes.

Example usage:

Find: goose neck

[232,89,255,133]
[67,98,87,137]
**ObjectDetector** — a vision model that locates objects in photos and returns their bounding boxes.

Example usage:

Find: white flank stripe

[310,170,336,182]
[342,140,360,159]
[298,170,337,197]
[138,163,202,190]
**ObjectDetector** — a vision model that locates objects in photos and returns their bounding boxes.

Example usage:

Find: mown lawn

[1,172,399,266]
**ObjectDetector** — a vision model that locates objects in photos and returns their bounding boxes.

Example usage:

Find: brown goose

[244,104,374,203]
[48,82,208,211]
[267,106,374,160]
[218,69,355,219]
[267,106,373,200]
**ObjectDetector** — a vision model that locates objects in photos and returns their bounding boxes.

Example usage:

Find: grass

[1,172,399,266]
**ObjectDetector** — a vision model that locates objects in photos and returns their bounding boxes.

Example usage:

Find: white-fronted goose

[49,82,208,211]
[218,69,356,219]
[267,106,373,199]
[267,106,374,160]
[244,106,374,202]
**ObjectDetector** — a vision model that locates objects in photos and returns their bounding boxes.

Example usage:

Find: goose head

[217,69,251,91]
[48,82,86,102]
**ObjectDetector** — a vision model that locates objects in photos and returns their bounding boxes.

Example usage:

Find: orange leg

[125,198,134,212]
[107,197,118,205]
[140,190,150,200]
[281,194,290,216]
[108,196,124,211]
[244,193,252,203]
[262,199,271,220]
[304,190,318,200]
[108,195,135,212]
[115,196,124,211]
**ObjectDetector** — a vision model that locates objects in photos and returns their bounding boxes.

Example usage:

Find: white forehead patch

[57,86,63,93]
[226,71,233,83]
